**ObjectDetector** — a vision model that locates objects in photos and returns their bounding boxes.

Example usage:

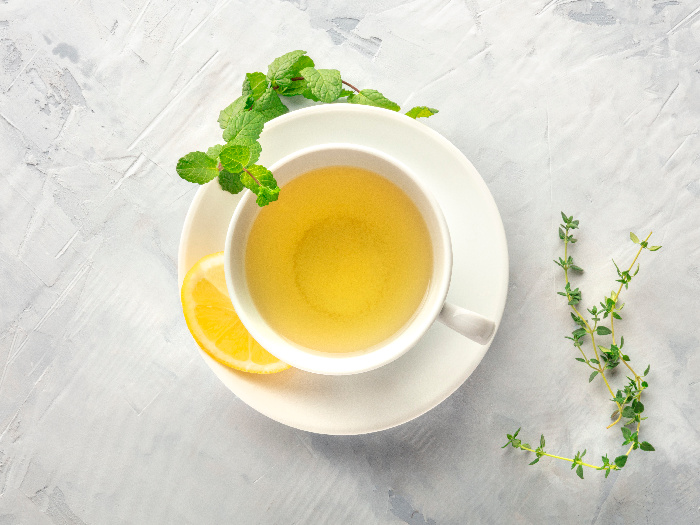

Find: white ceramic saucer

[177,104,508,435]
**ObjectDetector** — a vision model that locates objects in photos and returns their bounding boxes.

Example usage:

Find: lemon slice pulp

[181,252,290,374]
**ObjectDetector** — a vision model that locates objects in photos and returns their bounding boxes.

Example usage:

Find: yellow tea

[245,166,433,353]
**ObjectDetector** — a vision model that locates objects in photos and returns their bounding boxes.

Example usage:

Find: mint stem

[341,79,360,93]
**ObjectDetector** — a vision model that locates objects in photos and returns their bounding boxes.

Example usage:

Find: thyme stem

[518,446,600,469]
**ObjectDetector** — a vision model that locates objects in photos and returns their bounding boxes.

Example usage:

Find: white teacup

[225,143,495,375]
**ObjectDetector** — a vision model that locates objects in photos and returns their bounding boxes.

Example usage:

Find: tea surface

[245,166,433,353]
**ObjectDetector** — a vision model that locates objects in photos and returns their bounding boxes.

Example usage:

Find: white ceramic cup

[224,143,496,375]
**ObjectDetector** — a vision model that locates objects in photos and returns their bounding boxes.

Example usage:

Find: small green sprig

[176,50,439,206]
[504,213,661,479]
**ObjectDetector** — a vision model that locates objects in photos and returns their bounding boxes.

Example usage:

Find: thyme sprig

[504,213,661,478]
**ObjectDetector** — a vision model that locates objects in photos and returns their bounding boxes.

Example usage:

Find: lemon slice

[181,252,290,374]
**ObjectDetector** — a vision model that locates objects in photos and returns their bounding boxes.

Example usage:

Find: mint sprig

[176,50,439,206]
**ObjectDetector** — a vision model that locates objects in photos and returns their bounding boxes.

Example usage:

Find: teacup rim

[224,142,453,375]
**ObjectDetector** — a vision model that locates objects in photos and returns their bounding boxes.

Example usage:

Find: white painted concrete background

[1,0,699,522]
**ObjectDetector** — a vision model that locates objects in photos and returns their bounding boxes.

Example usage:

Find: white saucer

[177,104,509,435]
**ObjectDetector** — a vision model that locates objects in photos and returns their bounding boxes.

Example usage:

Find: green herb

[405,106,439,119]
[503,213,661,478]
[346,89,401,111]
[299,67,342,103]
[175,152,219,184]
[176,50,438,206]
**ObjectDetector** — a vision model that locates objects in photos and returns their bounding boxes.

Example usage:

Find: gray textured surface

[1,0,699,523]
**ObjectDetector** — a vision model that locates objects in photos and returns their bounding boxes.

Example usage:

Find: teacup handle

[438,302,496,345]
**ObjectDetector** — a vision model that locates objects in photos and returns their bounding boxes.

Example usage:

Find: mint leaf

[241,165,280,206]
[300,67,342,103]
[224,136,261,165]
[176,152,219,184]
[267,50,307,84]
[241,164,278,191]
[405,106,439,119]
[218,170,245,194]
[338,89,354,98]
[218,95,253,129]
[254,186,280,206]
[293,55,314,72]
[278,55,315,97]
[206,144,224,160]
[219,144,250,173]
[223,110,264,143]
[276,77,308,97]
[252,88,289,122]
[242,72,268,100]
[347,89,400,111]
[301,88,320,102]
[246,141,262,165]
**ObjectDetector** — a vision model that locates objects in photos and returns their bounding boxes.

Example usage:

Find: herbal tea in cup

[245,165,433,353]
